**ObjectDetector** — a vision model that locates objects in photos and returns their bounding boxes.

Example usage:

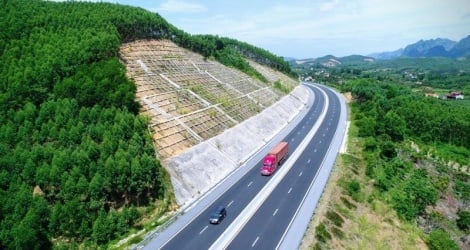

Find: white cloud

[320,0,340,12]
[157,0,207,13]
[126,0,470,57]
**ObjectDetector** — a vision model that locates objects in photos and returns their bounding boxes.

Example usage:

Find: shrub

[315,223,331,243]
[434,175,450,193]
[363,136,378,151]
[345,179,361,201]
[427,229,459,250]
[454,175,470,201]
[456,210,470,232]
[380,141,397,159]
[364,152,379,177]
[390,189,418,221]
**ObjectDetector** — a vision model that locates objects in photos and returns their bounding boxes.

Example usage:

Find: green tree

[92,209,111,244]
[392,170,438,220]
[381,111,406,141]
[0,0,300,247]
[10,196,51,250]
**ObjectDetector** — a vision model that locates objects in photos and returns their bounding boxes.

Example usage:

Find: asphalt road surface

[226,84,341,249]
[140,83,345,250]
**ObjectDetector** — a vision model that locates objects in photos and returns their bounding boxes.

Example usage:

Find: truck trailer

[260,141,289,176]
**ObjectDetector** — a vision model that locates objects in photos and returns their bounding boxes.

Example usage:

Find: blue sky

[104,0,469,58]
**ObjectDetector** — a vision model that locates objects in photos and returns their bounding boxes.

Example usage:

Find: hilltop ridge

[369,35,470,59]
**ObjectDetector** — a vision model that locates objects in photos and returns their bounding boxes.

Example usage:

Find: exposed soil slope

[120,39,303,205]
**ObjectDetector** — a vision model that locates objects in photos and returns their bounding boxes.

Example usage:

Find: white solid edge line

[277,84,348,250]
[141,85,313,250]
[209,85,329,250]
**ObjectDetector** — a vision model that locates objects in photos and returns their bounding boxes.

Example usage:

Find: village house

[445,91,464,100]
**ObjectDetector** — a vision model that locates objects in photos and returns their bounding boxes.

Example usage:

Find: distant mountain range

[287,35,470,65]
[290,54,375,67]
[369,35,470,59]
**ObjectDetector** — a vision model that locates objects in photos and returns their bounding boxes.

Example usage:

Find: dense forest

[0,1,168,248]
[171,34,296,81]
[0,0,295,248]
[294,55,470,248]
[342,79,469,248]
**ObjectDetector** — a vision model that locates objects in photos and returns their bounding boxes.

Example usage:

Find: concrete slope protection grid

[164,85,310,206]
[139,83,346,250]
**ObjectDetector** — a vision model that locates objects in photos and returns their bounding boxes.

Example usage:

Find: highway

[140,83,346,250]
[225,85,341,249]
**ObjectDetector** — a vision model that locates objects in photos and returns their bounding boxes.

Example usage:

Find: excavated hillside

[120,39,298,159]
[119,40,305,205]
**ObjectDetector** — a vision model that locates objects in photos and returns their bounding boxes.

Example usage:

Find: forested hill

[0,0,294,249]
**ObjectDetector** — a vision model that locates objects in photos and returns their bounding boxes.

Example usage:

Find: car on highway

[209,206,226,224]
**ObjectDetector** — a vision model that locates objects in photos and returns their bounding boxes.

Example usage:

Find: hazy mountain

[368,48,403,60]
[340,55,375,64]
[449,35,470,58]
[369,36,470,59]
[402,38,456,57]
[290,54,374,67]
[292,36,470,62]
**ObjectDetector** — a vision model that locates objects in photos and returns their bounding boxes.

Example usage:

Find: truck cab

[260,142,288,176]
[260,155,276,175]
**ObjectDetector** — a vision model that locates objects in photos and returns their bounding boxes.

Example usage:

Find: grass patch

[273,80,291,94]
[128,235,143,245]
[331,226,345,239]
[312,242,322,250]
[315,223,331,243]
[340,196,357,210]
[326,210,344,227]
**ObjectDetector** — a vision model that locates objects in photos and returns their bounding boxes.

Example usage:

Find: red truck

[260,141,289,176]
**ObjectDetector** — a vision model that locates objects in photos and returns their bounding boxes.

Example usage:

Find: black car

[209,206,226,224]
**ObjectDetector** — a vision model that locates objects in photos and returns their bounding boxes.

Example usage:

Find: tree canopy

[0,0,295,248]
[341,78,469,248]
[0,0,170,248]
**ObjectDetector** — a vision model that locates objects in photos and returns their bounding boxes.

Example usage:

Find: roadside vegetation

[296,57,469,249]
[0,0,295,248]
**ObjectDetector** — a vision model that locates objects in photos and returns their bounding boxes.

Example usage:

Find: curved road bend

[141,83,341,250]
[225,84,341,249]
